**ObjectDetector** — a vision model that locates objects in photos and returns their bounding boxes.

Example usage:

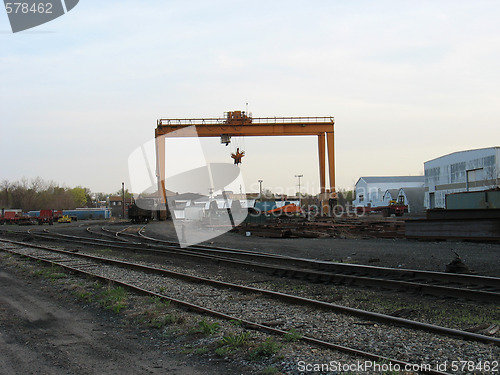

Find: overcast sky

[1,1,499,196]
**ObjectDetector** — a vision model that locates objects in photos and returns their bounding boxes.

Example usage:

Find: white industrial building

[352,176,425,208]
[424,147,500,209]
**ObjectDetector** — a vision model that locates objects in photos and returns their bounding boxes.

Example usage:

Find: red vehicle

[356,203,408,217]
[0,210,33,225]
[38,209,54,225]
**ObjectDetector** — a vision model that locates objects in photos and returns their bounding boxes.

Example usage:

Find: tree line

[0,178,94,212]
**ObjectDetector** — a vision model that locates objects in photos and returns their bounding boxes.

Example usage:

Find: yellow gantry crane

[155,110,336,213]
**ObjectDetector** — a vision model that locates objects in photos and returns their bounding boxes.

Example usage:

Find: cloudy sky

[1,0,499,196]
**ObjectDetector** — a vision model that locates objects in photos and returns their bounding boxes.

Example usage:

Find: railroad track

[2,237,499,374]
[21,226,500,303]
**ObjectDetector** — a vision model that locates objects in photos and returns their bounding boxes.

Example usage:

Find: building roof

[140,189,177,198]
[383,189,399,199]
[109,196,133,202]
[357,176,425,185]
[167,192,206,202]
[425,146,500,164]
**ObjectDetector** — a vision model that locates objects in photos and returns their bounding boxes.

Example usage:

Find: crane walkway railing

[157,116,334,127]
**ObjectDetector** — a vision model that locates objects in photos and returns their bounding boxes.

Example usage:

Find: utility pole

[295,174,303,207]
[122,182,125,219]
[258,180,263,200]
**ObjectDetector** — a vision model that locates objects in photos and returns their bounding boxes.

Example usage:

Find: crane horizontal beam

[156,116,334,138]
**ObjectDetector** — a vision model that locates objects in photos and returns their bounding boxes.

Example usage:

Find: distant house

[382,189,399,205]
[353,176,425,208]
[109,196,133,218]
[424,147,500,209]
[397,187,425,214]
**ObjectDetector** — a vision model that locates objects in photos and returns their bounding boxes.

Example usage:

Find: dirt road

[0,266,239,375]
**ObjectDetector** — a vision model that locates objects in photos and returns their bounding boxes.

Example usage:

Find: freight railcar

[128,198,155,223]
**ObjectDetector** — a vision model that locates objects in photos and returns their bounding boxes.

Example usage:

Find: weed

[283,328,302,342]
[98,287,127,313]
[249,338,280,359]
[215,346,236,356]
[230,319,242,326]
[220,332,251,347]
[32,267,66,281]
[150,314,178,328]
[159,286,166,294]
[33,269,47,277]
[50,265,63,273]
[194,347,209,355]
[292,285,306,292]
[49,272,67,280]
[149,295,170,306]
[191,319,220,335]
[75,291,92,302]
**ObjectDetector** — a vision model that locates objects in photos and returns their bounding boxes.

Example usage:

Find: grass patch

[32,265,67,281]
[249,337,281,359]
[220,331,251,347]
[49,272,67,280]
[98,286,127,313]
[194,346,209,355]
[149,295,171,307]
[150,314,181,328]
[190,318,220,335]
[141,296,181,328]
[215,346,236,356]
[75,290,93,302]
[214,331,252,357]
[283,328,302,342]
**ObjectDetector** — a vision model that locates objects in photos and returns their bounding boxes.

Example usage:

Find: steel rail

[136,229,500,289]
[86,226,131,242]
[0,237,498,348]
[16,229,500,303]
[133,229,500,302]
[0,242,454,375]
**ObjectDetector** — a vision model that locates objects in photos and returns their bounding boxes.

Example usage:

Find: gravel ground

[2,240,499,375]
[139,221,500,277]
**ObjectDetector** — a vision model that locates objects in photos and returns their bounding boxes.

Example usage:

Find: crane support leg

[327,131,335,192]
[155,133,167,205]
[318,133,326,194]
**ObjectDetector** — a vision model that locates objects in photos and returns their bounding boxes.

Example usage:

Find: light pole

[295,174,303,206]
[258,180,263,200]
[122,182,125,218]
